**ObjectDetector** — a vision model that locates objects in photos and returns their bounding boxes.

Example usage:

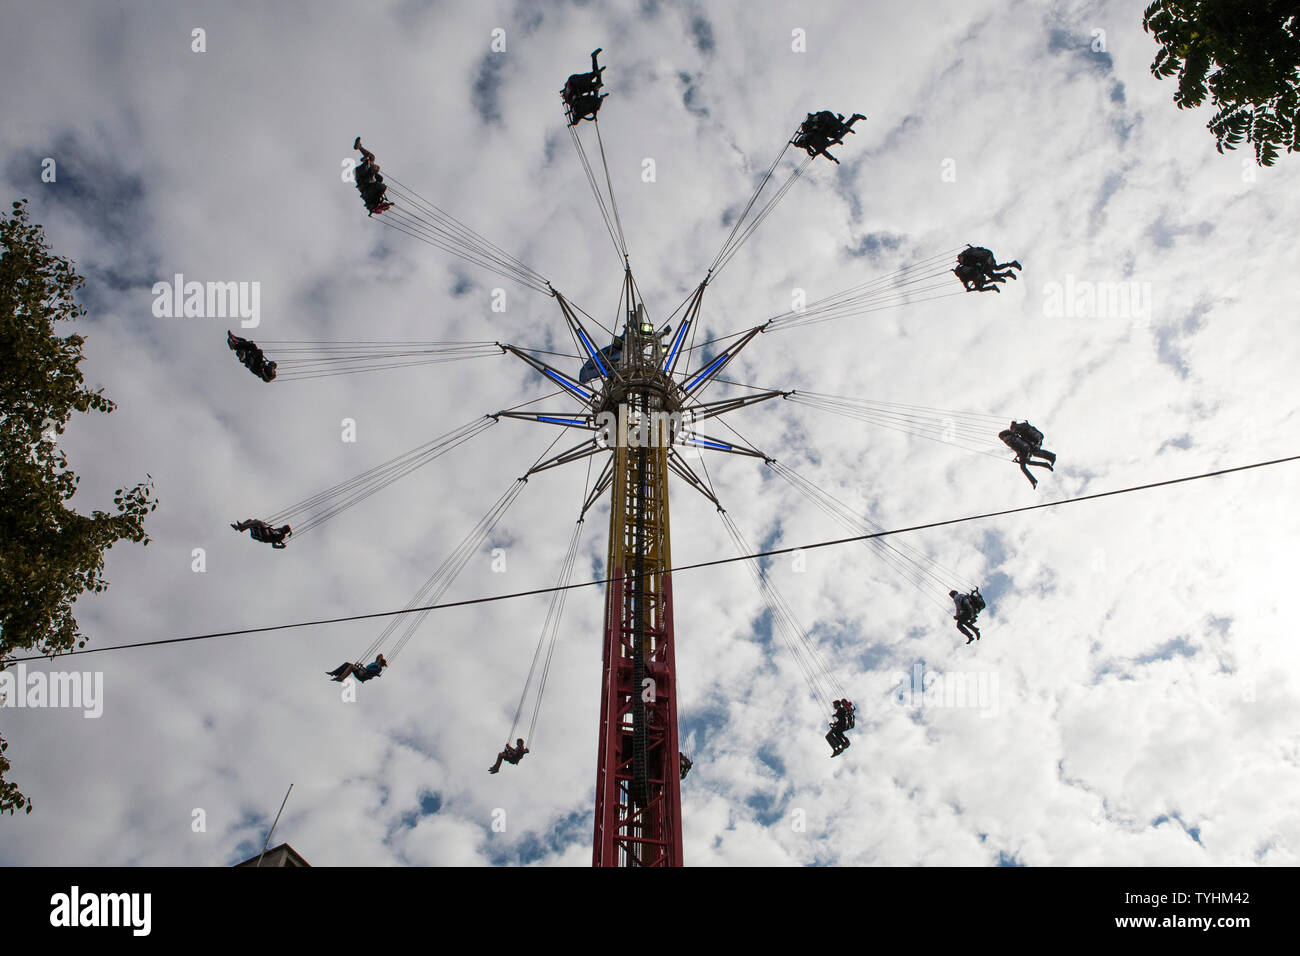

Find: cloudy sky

[2,0,1298,866]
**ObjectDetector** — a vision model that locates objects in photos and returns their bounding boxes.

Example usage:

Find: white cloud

[2,0,1298,868]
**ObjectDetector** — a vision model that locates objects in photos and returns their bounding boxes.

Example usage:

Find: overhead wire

[361,476,529,662]
[22,453,1300,662]
[717,508,845,711]
[710,415,978,610]
[507,452,599,747]
[508,516,585,746]
[769,461,975,614]
[360,429,569,662]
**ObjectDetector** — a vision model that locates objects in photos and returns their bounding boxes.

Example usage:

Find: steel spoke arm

[582,457,615,516]
[661,279,709,376]
[552,287,625,386]
[503,344,596,404]
[495,410,596,430]
[526,437,608,475]
[666,449,721,509]
[676,430,768,459]
[681,389,788,425]
[681,326,765,400]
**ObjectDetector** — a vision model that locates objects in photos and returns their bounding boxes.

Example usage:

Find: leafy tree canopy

[1144,0,1300,165]
[1,199,157,814]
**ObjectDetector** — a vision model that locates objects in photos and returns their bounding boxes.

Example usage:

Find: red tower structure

[501,283,773,866]
[593,437,682,864]
[592,311,683,866]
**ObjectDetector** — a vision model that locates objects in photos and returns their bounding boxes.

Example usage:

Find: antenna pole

[255,783,295,867]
